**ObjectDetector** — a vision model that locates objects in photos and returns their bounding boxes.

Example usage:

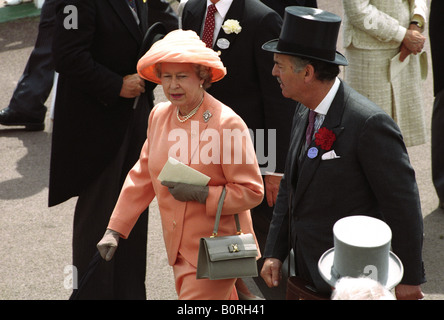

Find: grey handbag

[196,187,259,280]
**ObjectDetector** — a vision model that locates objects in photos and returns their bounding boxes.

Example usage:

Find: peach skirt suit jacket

[108,92,264,299]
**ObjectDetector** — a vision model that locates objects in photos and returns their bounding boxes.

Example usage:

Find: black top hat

[262,6,348,66]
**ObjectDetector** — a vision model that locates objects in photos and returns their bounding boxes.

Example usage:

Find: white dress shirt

[312,77,340,134]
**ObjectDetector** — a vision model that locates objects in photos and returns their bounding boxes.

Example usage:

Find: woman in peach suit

[97,30,264,300]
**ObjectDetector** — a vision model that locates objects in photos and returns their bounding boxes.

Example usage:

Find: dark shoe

[0,107,44,131]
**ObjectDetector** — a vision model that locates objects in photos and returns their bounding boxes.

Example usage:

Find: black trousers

[72,165,149,300]
[432,89,444,203]
[71,99,151,300]
[7,0,56,121]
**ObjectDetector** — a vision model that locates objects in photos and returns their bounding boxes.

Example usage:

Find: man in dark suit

[181,0,296,299]
[0,0,56,131]
[260,7,425,300]
[430,0,444,210]
[49,0,177,299]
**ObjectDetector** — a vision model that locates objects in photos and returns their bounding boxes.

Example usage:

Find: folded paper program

[158,157,211,186]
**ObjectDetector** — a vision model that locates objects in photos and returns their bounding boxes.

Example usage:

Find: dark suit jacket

[430,0,444,96]
[182,0,296,174]
[49,0,177,206]
[264,80,425,292]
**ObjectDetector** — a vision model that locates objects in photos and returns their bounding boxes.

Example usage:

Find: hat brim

[262,39,348,66]
[138,61,226,85]
[318,248,404,290]
[137,30,227,85]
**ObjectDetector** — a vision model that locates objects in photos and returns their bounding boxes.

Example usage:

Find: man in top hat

[260,7,425,300]
[181,0,297,299]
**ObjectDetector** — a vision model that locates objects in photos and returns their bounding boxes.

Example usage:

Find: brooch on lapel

[203,110,212,123]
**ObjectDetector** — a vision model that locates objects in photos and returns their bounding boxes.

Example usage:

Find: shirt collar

[314,77,340,116]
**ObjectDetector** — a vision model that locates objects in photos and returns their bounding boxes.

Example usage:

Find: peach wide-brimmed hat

[137,29,227,84]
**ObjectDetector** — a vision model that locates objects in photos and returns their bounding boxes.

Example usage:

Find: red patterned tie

[202,4,217,48]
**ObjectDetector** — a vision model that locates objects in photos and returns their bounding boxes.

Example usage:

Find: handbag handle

[211,187,242,237]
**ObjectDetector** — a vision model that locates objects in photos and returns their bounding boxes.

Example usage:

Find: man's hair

[290,55,340,82]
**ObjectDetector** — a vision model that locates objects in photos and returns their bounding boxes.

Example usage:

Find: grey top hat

[262,6,348,66]
[318,215,404,290]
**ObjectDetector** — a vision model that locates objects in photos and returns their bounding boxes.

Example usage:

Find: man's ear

[303,64,316,83]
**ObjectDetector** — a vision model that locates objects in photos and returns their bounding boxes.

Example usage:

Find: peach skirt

[172,253,238,300]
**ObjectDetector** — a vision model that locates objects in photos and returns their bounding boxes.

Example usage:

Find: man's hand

[395,284,424,300]
[260,258,283,288]
[120,74,145,98]
[264,175,282,207]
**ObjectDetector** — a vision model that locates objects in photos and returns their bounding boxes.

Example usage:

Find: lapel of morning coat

[181,0,206,33]
[212,0,244,61]
[135,0,149,35]
[292,81,346,209]
[108,0,143,46]
[288,105,309,190]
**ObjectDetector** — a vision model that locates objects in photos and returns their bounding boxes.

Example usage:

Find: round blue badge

[307,147,318,159]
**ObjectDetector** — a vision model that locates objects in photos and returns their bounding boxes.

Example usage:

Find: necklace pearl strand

[176,95,204,123]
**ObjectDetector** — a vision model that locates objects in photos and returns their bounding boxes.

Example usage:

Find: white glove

[97,229,120,261]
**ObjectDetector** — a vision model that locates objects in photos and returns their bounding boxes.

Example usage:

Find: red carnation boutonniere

[315,127,336,151]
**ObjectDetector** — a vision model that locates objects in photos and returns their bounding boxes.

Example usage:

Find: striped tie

[306,110,317,146]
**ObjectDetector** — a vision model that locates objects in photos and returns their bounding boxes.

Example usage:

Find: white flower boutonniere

[222,19,242,34]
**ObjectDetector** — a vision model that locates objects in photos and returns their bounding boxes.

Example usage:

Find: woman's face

[160,63,204,112]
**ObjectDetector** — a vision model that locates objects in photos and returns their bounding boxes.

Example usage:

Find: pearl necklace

[176,95,204,123]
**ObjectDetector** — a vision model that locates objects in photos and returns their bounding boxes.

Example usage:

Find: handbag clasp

[228,243,240,253]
